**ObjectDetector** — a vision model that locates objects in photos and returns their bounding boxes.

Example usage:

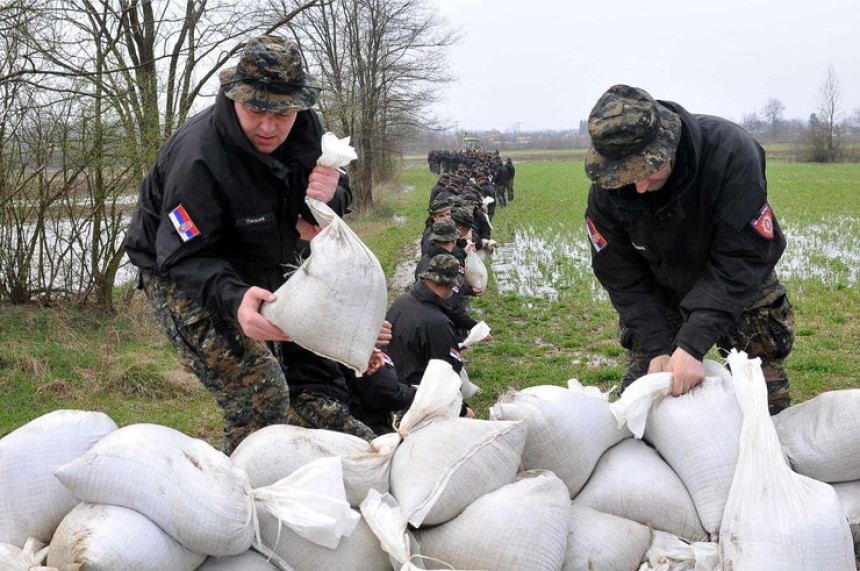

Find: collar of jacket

[410,280,450,309]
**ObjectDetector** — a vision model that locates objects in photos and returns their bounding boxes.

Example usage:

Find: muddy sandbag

[491,380,630,497]
[564,505,651,571]
[231,424,399,507]
[54,424,359,557]
[197,550,279,571]
[413,471,569,571]
[389,417,527,527]
[0,410,117,546]
[572,438,708,542]
[260,195,387,376]
[639,530,720,571]
[831,480,860,544]
[772,389,860,483]
[47,503,205,571]
[611,360,742,537]
[720,350,855,569]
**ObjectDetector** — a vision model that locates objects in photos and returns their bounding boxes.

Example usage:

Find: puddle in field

[780,218,858,285]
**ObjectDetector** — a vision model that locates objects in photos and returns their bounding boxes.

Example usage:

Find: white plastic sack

[231,424,398,507]
[831,480,860,544]
[612,361,742,537]
[719,350,855,569]
[0,537,50,571]
[772,389,860,483]
[197,550,279,571]
[457,367,480,400]
[317,132,358,168]
[396,359,464,435]
[360,490,424,571]
[464,249,488,291]
[564,506,651,571]
[0,409,117,546]
[639,530,721,571]
[261,194,388,375]
[47,503,206,571]
[572,438,708,542]
[390,417,527,527]
[413,471,570,571]
[491,381,631,497]
[458,320,490,349]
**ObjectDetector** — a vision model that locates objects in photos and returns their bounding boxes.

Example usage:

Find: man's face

[234,102,298,154]
[432,210,451,222]
[634,160,673,193]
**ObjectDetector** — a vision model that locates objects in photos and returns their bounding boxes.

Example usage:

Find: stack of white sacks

[1,351,857,570]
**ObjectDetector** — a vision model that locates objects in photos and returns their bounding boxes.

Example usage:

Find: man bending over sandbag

[583,85,794,415]
[125,36,387,454]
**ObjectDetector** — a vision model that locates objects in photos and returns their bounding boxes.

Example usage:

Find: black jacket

[585,102,786,360]
[414,244,478,333]
[348,362,416,435]
[385,282,464,386]
[125,91,351,321]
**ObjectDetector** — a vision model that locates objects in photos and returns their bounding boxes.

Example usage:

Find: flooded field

[490,216,859,300]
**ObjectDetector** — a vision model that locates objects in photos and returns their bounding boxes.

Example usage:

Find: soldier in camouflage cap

[585,84,682,189]
[429,219,459,243]
[418,253,464,288]
[583,84,794,414]
[219,35,321,113]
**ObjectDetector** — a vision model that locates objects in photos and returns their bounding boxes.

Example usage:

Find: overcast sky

[431,0,860,132]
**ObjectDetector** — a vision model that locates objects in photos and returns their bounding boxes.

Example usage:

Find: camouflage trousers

[618,273,795,415]
[139,270,290,455]
[287,391,376,442]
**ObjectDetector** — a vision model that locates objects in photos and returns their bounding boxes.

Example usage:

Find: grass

[1,158,857,442]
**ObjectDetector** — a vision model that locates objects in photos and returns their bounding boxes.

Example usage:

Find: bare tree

[741,112,762,135]
[761,97,785,139]
[0,0,324,307]
[806,64,843,163]
[279,0,458,212]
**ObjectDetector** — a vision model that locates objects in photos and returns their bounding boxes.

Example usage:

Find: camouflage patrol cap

[428,198,452,215]
[584,85,682,189]
[430,219,459,243]
[447,195,466,208]
[451,206,474,228]
[219,35,321,113]
[419,253,465,287]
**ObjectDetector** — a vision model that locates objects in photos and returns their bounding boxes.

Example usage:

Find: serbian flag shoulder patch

[750,203,775,239]
[169,204,201,242]
[449,348,462,361]
[586,217,608,252]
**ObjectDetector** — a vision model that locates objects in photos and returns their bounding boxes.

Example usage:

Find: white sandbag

[639,530,720,571]
[831,480,860,544]
[413,471,570,571]
[572,438,708,542]
[491,380,631,497]
[720,350,855,569]
[260,196,387,375]
[53,423,254,556]
[464,249,488,291]
[564,505,651,571]
[255,511,389,571]
[197,550,279,571]
[772,389,860,483]
[0,537,50,571]
[0,410,117,546]
[47,503,205,571]
[614,361,742,537]
[396,359,465,434]
[231,424,399,507]
[390,416,527,527]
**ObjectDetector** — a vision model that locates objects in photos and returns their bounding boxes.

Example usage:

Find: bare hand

[296,216,321,241]
[464,242,476,254]
[365,349,386,375]
[237,287,291,341]
[463,407,476,419]
[663,348,705,396]
[307,165,339,202]
[472,288,484,297]
[376,320,392,346]
[482,333,494,343]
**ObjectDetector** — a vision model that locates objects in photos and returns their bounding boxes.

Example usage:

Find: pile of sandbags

[1,354,858,570]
